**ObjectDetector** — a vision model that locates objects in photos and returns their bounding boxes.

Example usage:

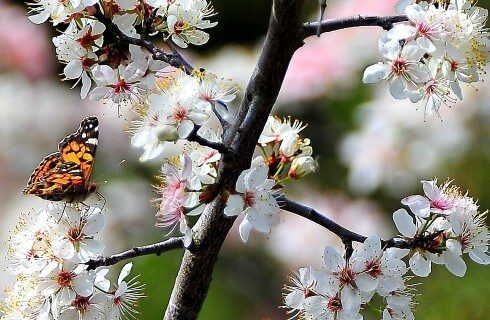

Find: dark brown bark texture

[163,1,306,319]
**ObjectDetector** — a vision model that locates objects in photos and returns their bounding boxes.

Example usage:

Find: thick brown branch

[163,1,306,319]
[86,237,184,270]
[303,14,408,38]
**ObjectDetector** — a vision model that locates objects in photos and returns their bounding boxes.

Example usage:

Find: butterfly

[22,116,99,203]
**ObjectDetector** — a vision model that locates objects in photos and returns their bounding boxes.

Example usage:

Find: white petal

[64,61,82,79]
[387,24,416,40]
[355,273,378,292]
[323,246,343,270]
[393,209,417,237]
[118,262,133,284]
[83,212,105,235]
[401,195,430,218]
[443,251,466,277]
[469,248,490,265]
[224,195,244,217]
[409,252,431,277]
[362,63,388,83]
[238,218,252,242]
[389,78,409,99]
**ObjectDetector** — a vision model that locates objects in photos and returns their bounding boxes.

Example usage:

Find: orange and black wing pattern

[22,116,99,202]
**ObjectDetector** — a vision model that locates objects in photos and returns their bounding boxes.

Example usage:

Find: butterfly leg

[96,191,107,210]
[57,202,67,223]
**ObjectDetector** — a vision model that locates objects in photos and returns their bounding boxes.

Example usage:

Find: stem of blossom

[213,101,232,130]
[317,0,327,37]
[142,8,157,39]
[187,125,234,155]
[94,8,194,74]
[86,237,184,270]
[303,14,408,38]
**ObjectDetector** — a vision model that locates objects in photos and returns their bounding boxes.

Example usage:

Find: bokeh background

[1,0,489,319]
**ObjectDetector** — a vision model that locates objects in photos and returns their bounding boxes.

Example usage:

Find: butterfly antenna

[96,159,126,183]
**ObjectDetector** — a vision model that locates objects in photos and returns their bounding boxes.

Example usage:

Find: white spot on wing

[87,138,98,145]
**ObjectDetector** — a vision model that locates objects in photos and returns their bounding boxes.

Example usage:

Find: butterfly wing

[58,116,98,181]
[22,152,63,195]
[23,116,99,201]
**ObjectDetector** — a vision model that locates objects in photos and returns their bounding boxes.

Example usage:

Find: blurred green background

[0,1,489,319]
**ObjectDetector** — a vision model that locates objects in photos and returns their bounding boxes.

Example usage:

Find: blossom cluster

[259,116,318,184]
[27,0,217,101]
[284,237,414,320]
[223,117,319,242]
[363,0,489,116]
[0,204,145,320]
[283,179,489,319]
[130,69,236,161]
[154,151,219,246]
[395,179,489,277]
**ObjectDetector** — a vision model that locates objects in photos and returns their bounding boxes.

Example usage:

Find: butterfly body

[23,116,99,203]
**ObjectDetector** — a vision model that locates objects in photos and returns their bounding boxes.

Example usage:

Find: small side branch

[303,14,408,38]
[277,195,368,243]
[95,10,194,74]
[86,237,184,269]
[187,126,234,155]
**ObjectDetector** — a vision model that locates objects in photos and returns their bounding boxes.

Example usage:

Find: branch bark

[86,237,184,270]
[302,14,408,38]
[163,1,306,319]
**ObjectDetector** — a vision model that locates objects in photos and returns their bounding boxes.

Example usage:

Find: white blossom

[224,157,280,242]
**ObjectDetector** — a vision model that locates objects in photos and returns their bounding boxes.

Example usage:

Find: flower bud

[156,125,179,142]
[288,156,318,179]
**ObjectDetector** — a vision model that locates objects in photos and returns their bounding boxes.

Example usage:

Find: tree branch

[302,14,408,38]
[277,195,368,243]
[279,195,450,252]
[95,9,194,74]
[86,237,184,270]
[163,1,306,319]
[187,125,234,155]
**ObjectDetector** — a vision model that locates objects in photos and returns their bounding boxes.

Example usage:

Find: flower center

[365,258,383,278]
[72,295,91,313]
[450,60,459,72]
[114,79,130,94]
[417,22,432,37]
[78,27,101,49]
[57,270,75,288]
[173,106,188,122]
[67,226,84,243]
[174,20,188,34]
[336,267,356,287]
[243,191,256,207]
[303,288,315,298]
[391,58,408,76]
[327,295,342,312]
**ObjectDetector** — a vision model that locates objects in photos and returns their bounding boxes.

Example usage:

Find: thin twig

[95,9,194,74]
[277,195,368,243]
[303,14,408,38]
[187,125,234,155]
[279,195,451,253]
[86,237,184,269]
